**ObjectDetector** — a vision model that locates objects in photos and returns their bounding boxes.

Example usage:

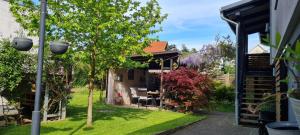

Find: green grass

[0,87,206,135]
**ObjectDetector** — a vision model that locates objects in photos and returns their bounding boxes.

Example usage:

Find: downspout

[221,13,240,125]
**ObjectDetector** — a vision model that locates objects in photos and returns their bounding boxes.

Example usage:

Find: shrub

[163,67,212,112]
[214,84,234,102]
[0,38,26,92]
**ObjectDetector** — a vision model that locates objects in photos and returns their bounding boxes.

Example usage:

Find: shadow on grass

[42,127,73,134]
[0,88,151,135]
[67,102,151,122]
[127,115,204,135]
[0,102,151,135]
[68,122,85,135]
[0,125,73,135]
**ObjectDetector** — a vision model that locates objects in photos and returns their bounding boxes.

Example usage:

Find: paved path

[171,112,258,135]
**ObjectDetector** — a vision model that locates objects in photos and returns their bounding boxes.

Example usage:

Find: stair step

[244,79,274,83]
[241,108,250,111]
[246,76,273,78]
[243,88,273,91]
[242,97,263,101]
[242,93,266,96]
[240,113,258,117]
[240,118,258,124]
[245,78,273,81]
[241,103,259,105]
[243,84,273,86]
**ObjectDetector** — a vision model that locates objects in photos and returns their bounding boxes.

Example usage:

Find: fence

[216,74,235,86]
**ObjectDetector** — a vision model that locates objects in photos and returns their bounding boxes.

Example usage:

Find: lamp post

[30,0,47,134]
[12,0,68,134]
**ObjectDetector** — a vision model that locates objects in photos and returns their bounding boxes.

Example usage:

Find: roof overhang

[131,51,180,61]
[220,0,270,35]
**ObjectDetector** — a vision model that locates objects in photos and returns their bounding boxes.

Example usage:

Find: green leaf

[276,32,281,47]
[295,40,300,54]
[295,64,300,72]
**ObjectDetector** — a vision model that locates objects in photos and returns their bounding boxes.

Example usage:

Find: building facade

[221,0,300,125]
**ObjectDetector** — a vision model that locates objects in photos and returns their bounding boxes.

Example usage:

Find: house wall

[270,0,300,62]
[0,0,38,51]
[107,69,147,105]
[270,0,300,122]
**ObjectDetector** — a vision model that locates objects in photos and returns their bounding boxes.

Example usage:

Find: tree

[163,67,212,112]
[166,44,178,51]
[181,44,189,53]
[180,35,235,75]
[215,35,235,60]
[10,0,166,127]
[191,48,197,53]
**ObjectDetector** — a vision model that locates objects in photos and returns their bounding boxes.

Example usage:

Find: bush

[163,67,212,112]
[0,38,27,93]
[214,84,234,102]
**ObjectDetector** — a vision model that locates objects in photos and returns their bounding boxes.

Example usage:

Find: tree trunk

[87,47,96,127]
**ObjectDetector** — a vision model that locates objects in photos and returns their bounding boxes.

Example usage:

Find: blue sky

[32,0,260,51]
[154,0,260,50]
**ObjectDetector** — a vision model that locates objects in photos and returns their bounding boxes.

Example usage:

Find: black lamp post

[12,0,68,134]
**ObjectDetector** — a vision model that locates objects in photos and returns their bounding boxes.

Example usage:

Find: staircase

[239,53,274,125]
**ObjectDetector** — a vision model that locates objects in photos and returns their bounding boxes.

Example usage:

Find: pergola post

[235,22,248,125]
[159,58,164,108]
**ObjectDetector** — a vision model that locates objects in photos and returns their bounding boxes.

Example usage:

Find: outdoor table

[147,91,160,106]
[137,88,147,91]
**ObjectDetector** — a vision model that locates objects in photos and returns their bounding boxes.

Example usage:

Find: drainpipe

[221,13,240,125]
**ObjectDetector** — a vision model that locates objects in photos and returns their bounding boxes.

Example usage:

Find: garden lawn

[0,87,206,135]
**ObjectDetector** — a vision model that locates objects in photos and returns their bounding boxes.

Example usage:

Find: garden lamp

[11,0,68,135]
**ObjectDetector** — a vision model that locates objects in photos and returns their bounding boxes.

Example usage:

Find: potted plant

[258,97,276,135]
[283,40,300,129]
[266,121,300,135]
[264,35,300,130]
[114,92,123,105]
[50,40,69,54]
[12,30,33,51]
[259,101,275,121]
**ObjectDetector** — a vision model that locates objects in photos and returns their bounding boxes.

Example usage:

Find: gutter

[220,12,240,125]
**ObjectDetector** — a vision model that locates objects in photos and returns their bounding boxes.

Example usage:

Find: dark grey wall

[270,0,300,62]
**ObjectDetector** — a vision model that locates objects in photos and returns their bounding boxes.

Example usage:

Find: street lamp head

[50,41,69,54]
[12,37,33,51]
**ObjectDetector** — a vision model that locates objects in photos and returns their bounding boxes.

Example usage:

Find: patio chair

[129,87,139,104]
[137,90,156,108]
[138,95,148,108]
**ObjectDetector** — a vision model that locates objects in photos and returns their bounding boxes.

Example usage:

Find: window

[128,69,134,80]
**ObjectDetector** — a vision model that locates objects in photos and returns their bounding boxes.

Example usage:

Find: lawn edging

[155,116,207,135]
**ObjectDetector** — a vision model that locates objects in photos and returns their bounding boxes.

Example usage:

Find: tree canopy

[180,35,235,75]
[10,0,167,127]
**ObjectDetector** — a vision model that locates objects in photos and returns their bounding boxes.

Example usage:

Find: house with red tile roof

[143,41,168,53]
[106,41,179,106]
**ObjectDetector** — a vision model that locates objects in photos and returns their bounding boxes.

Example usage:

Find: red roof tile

[144,41,168,53]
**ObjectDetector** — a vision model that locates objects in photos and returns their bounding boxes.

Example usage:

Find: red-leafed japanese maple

[163,67,212,112]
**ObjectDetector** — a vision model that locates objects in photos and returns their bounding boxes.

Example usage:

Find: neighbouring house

[221,0,300,125]
[106,41,180,106]
[249,44,268,54]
